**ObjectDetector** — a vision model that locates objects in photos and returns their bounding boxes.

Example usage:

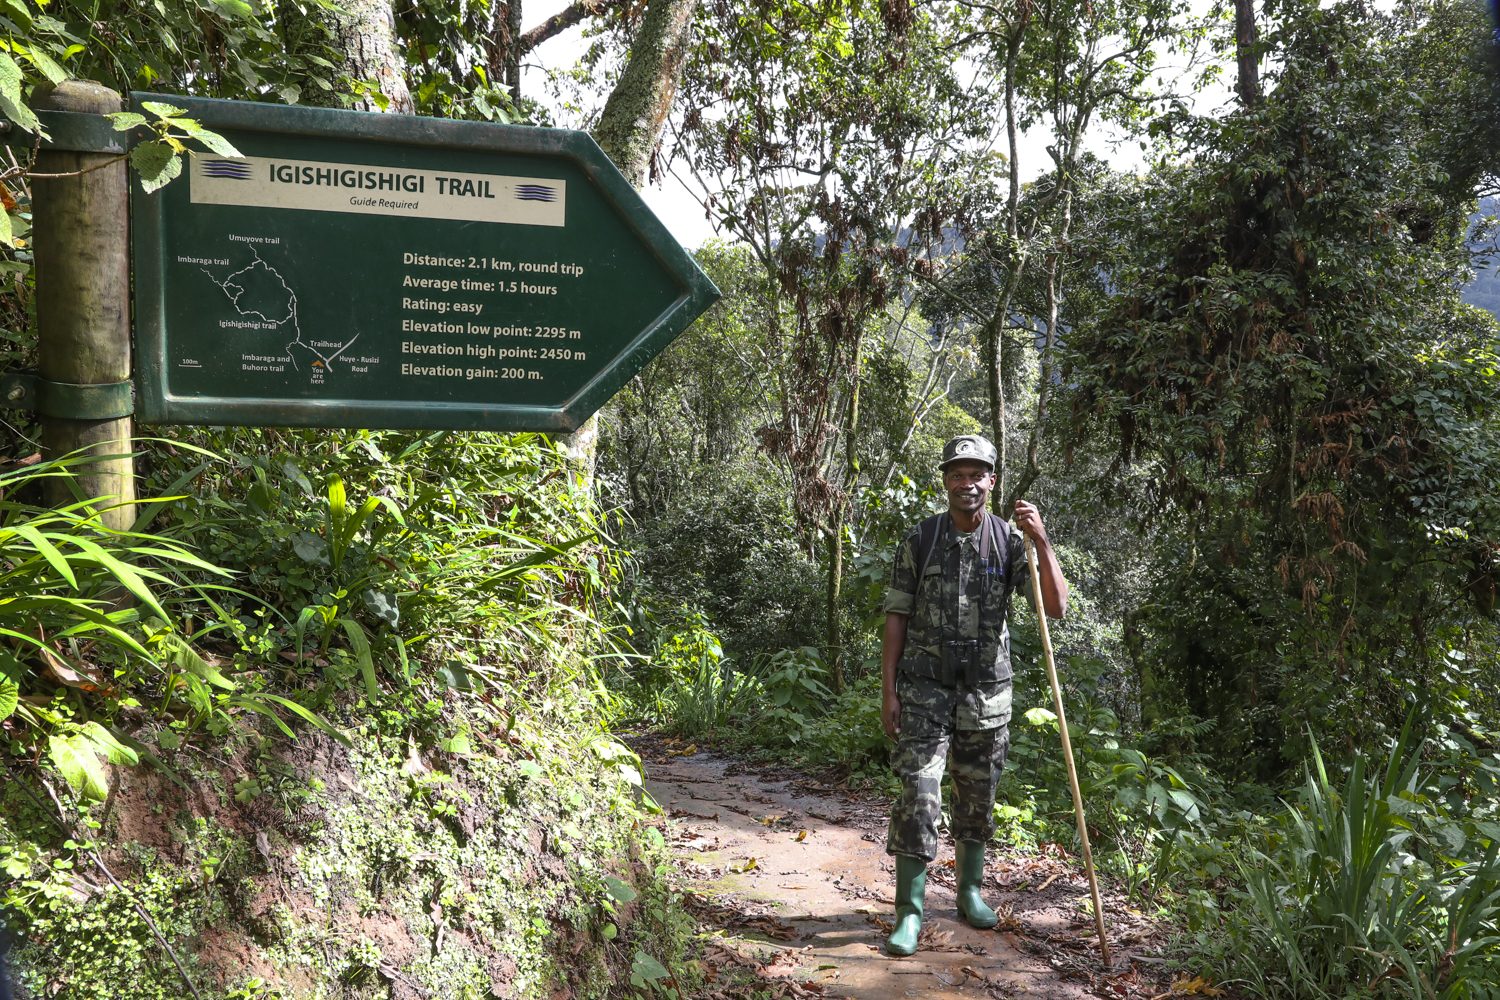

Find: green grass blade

[10,524,78,588]
[339,616,378,699]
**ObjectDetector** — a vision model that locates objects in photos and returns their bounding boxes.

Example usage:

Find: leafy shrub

[795,670,890,779]
[645,625,759,739]
[739,646,835,746]
[0,451,257,800]
[1200,717,1500,999]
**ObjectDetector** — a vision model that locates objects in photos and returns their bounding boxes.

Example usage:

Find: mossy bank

[0,432,700,999]
[2,698,694,999]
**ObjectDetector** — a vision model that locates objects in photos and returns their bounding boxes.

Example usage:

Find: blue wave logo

[514,183,558,203]
[202,159,252,180]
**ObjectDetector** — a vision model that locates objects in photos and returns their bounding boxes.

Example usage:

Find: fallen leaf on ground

[917,924,964,952]
[39,648,108,693]
[1165,975,1225,997]
[685,894,800,940]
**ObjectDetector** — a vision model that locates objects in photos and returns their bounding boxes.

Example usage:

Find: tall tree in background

[1062,0,1500,770]
[925,0,1188,504]
[671,0,995,688]
[305,0,414,111]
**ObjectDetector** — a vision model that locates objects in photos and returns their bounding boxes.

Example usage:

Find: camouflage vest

[900,512,1017,687]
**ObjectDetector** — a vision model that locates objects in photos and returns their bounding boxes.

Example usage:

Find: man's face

[943,460,996,516]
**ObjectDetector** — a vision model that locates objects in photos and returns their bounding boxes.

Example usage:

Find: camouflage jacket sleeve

[882,530,920,616]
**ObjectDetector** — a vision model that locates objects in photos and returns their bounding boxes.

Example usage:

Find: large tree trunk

[301,0,414,112]
[503,1,523,101]
[986,19,1026,511]
[825,332,864,693]
[563,0,699,474]
[1235,0,1260,109]
[591,0,697,186]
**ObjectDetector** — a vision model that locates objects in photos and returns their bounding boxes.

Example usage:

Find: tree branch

[519,0,626,55]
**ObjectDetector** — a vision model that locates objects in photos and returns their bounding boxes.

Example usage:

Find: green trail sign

[131,94,719,432]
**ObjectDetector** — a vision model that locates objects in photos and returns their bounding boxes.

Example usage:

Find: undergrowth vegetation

[0,432,697,999]
[1,0,1498,997]
[591,3,1500,995]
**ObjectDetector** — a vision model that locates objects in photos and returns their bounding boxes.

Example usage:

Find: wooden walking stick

[1024,534,1111,967]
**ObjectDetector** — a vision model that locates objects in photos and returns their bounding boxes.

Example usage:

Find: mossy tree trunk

[295,0,414,112]
[563,0,699,477]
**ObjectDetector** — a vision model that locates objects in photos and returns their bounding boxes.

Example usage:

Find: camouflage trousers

[886,678,1010,862]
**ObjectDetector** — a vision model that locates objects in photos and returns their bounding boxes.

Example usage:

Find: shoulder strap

[986,512,1014,578]
[1002,514,1015,577]
[914,513,947,583]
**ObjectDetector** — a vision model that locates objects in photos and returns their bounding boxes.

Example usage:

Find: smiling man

[879,434,1067,956]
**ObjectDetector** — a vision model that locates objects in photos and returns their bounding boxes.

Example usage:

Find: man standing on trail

[880,434,1067,956]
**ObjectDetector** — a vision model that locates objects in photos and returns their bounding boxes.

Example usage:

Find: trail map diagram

[200,247,358,376]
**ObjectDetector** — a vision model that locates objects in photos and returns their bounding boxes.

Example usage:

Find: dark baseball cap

[939,434,997,470]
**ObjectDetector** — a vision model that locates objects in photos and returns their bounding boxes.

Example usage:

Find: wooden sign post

[32,82,136,531]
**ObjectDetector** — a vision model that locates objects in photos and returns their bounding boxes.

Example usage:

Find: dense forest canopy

[0,0,1497,998]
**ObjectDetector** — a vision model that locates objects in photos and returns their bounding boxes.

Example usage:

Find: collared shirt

[883,515,1029,730]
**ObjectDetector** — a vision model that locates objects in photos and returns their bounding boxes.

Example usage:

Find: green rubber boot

[884,855,927,956]
[955,840,999,929]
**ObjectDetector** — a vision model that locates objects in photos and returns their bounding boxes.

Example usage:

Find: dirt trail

[636,740,1168,999]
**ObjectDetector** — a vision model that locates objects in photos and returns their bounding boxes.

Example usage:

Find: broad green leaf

[171,119,241,157]
[140,100,187,119]
[439,729,472,755]
[237,692,350,745]
[20,44,67,85]
[0,208,11,248]
[12,524,78,587]
[603,876,638,903]
[0,677,17,720]
[391,635,411,683]
[0,0,33,31]
[1024,706,1058,727]
[129,140,182,194]
[171,640,235,690]
[122,545,231,576]
[227,695,295,739]
[327,475,347,520]
[105,111,148,131]
[0,51,40,133]
[630,951,669,983]
[0,645,21,681]
[362,589,399,627]
[189,129,240,158]
[64,536,167,619]
[339,617,378,699]
[1168,788,1202,823]
[208,0,255,19]
[80,722,139,766]
[291,531,329,566]
[48,733,109,801]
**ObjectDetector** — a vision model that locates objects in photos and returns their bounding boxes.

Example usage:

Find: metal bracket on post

[0,371,134,419]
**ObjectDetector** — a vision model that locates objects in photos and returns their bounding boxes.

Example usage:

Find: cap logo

[957,441,973,454]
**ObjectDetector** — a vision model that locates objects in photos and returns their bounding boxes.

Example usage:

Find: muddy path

[633,738,1174,999]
